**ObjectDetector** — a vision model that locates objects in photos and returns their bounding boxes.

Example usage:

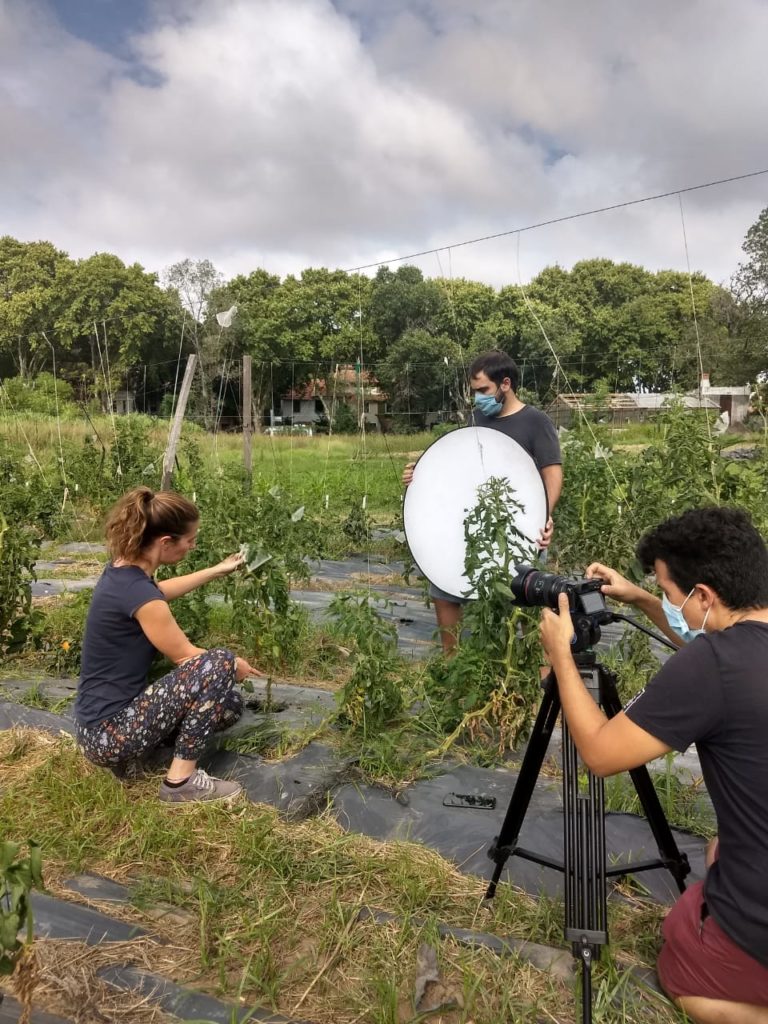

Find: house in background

[113,390,136,415]
[689,373,751,426]
[279,365,390,430]
[546,391,720,429]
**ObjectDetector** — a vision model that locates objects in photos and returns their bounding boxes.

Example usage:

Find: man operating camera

[539,506,768,1024]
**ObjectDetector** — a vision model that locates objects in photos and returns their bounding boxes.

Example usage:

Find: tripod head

[571,611,679,655]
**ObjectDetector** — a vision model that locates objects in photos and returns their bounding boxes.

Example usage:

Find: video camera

[509,566,612,652]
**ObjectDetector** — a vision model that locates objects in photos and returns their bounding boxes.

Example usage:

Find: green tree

[55,253,170,391]
[0,371,75,414]
[208,268,281,427]
[263,268,373,364]
[227,268,375,422]
[514,260,733,397]
[432,277,496,346]
[163,258,225,426]
[728,207,768,381]
[733,207,768,312]
[376,328,464,427]
[369,265,446,349]
[0,237,69,378]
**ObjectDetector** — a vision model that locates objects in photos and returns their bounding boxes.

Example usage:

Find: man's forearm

[549,648,610,753]
[540,465,563,513]
[632,591,685,648]
[157,566,220,601]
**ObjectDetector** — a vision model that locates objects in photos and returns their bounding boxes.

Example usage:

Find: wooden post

[161,354,197,491]
[242,354,253,477]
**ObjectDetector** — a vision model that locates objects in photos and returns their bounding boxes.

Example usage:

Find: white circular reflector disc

[403,426,548,599]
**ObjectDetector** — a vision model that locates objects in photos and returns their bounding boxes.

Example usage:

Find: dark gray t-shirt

[471,405,561,469]
[625,622,768,966]
[75,564,166,727]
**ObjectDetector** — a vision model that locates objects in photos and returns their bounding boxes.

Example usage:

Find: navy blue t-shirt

[75,564,166,727]
[625,622,768,967]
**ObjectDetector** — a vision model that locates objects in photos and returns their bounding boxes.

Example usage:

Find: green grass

[11,680,74,714]
[604,756,717,840]
[0,728,689,1023]
[0,411,423,523]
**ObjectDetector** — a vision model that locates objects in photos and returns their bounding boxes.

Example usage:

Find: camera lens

[510,567,572,609]
[524,571,571,609]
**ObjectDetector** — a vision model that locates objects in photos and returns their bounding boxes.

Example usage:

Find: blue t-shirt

[75,564,166,727]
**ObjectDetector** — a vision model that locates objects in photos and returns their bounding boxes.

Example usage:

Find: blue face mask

[474,389,503,417]
[662,589,710,642]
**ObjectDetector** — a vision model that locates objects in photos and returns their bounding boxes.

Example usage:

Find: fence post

[242,354,253,477]
[161,354,197,491]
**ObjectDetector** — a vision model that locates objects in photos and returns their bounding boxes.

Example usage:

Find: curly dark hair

[636,506,768,610]
[468,350,520,392]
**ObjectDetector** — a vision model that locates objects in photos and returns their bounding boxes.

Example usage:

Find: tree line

[1,206,766,427]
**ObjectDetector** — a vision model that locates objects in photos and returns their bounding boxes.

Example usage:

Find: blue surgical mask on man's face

[662,588,710,642]
[474,389,503,417]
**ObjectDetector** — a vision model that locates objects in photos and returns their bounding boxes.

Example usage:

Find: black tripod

[485,652,691,1024]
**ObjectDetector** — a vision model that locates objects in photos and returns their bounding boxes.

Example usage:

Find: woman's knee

[206,647,237,682]
[183,648,237,700]
[181,648,236,681]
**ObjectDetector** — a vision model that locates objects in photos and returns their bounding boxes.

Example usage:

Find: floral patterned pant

[76,648,243,765]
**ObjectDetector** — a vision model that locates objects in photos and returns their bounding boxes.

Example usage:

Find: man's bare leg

[433,598,463,655]
[676,996,768,1024]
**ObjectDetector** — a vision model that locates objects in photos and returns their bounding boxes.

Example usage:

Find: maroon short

[657,880,768,1005]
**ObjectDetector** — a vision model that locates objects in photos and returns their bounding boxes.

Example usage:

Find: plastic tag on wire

[216,305,237,328]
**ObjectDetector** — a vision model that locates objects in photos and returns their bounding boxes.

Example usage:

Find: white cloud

[1,0,766,285]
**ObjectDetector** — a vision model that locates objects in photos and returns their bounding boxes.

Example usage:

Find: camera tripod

[485,652,691,1024]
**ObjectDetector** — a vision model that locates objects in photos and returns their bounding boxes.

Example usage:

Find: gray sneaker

[158,769,243,805]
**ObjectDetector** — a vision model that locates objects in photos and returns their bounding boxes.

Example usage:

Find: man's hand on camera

[588,561,685,648]
[539,592,576,664]
[402,461,416,487]
[585,562,644,605]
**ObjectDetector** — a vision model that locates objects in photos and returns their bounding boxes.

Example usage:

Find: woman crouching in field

[74,486,260,805]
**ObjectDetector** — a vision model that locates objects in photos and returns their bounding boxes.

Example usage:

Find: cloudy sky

[2,0,768,286]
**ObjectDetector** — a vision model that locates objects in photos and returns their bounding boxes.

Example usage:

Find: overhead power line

[343,167,768,273]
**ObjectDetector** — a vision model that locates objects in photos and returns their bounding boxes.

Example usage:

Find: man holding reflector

[403,350,562,652]
[539,506,768,1023]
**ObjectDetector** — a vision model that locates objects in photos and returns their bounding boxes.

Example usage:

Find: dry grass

[0,728,684,1024]
[0,727,64,786]
[34,558,106,580]
[293,572,412,595]
[2,938,188,1024]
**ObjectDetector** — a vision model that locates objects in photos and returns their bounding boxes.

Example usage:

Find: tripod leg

[563,710,605,1024]
[580,946,594,1024]
[600,668,690,893]
[485,674,560,899]
[626,764,690,892]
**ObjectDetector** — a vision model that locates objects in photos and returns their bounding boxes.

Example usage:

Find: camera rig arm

[608,612,678,652]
